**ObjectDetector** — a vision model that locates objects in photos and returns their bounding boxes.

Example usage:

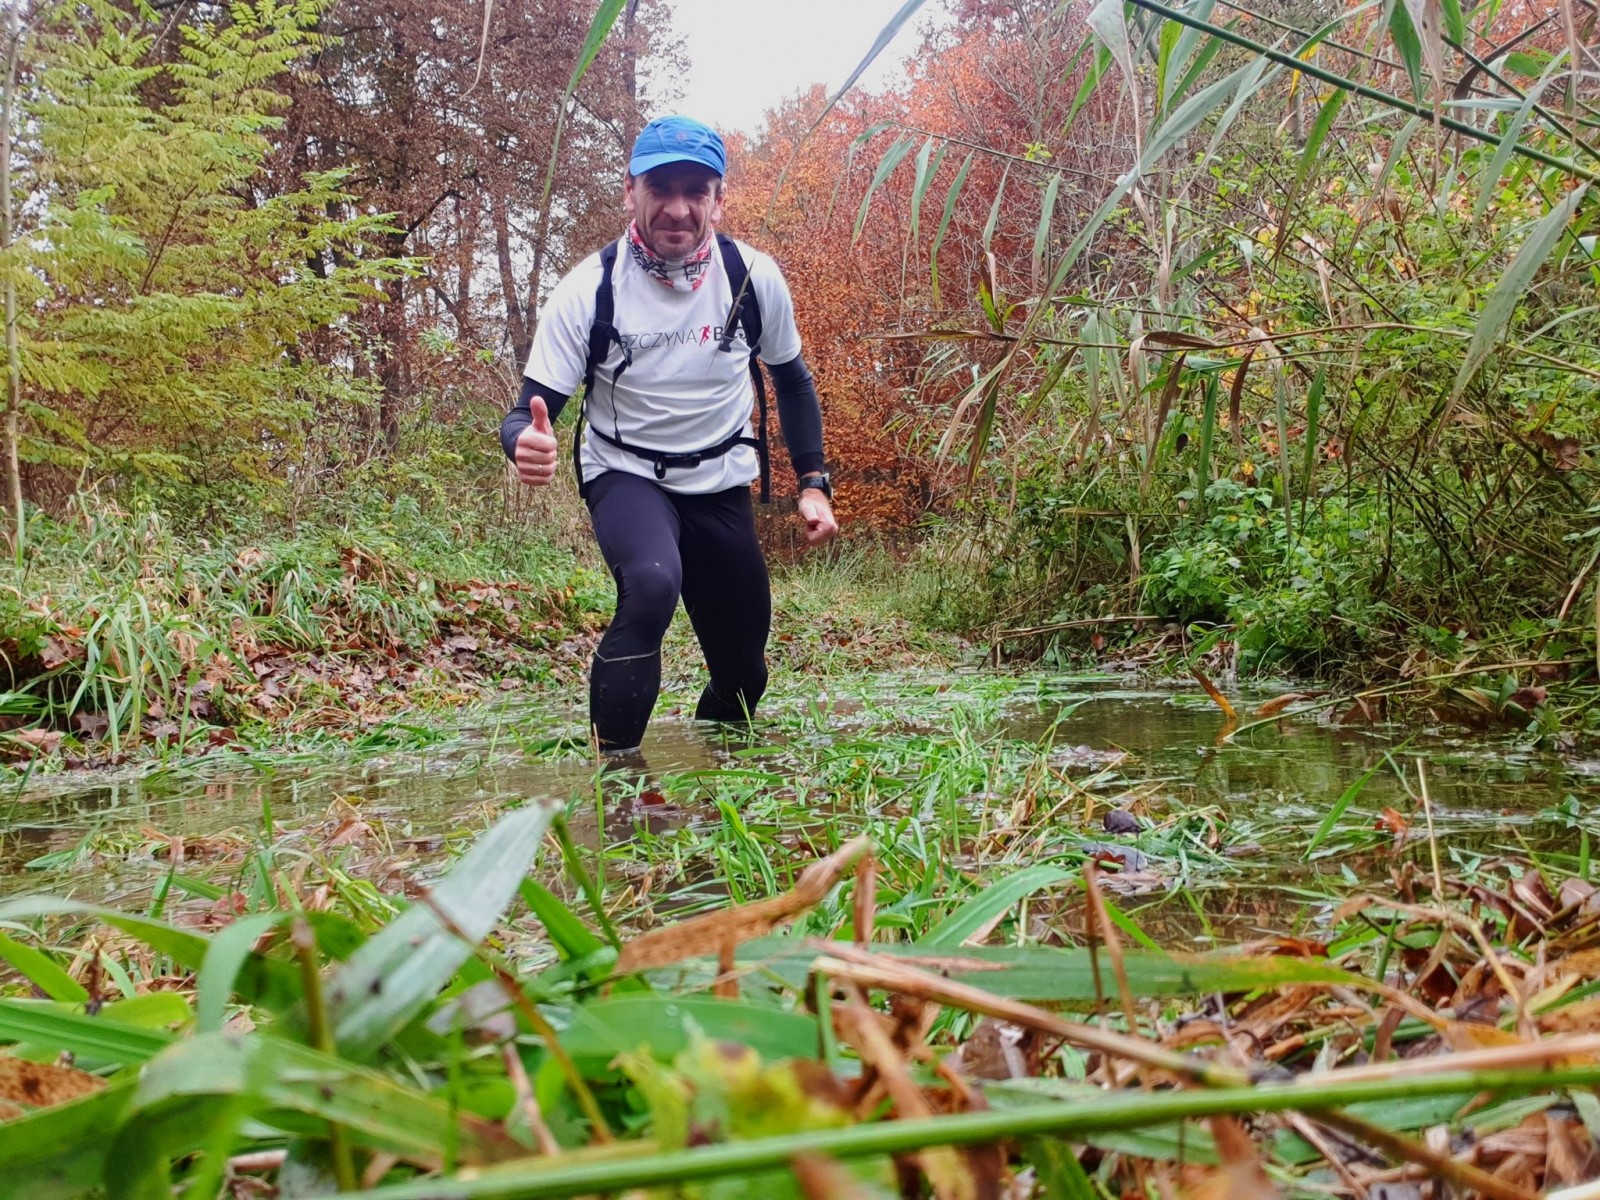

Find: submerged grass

[2,703,1598,1196]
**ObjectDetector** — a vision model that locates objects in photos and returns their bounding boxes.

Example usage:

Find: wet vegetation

[6,0,1600,1193]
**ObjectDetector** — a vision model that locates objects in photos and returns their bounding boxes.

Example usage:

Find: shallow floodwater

[1,673,1591,939]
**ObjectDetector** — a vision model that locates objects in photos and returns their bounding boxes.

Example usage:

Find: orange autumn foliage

[724,2,1116,533]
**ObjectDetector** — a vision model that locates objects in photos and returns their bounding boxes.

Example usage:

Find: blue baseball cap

[628,115,726,177]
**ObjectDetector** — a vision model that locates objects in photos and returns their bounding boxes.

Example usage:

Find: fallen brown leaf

[0,1057,106,1108]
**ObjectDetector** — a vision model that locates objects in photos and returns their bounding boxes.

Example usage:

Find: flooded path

[1,672,1590,946]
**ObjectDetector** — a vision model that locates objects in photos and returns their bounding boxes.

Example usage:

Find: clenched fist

[514,397,558,487]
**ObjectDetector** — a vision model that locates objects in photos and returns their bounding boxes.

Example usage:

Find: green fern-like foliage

[9,0,409,493]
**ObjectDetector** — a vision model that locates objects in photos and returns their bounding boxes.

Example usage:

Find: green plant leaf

[0,897,300,1013]
[323,802,559,1059]
[0,1079,137,1199]
[1273,87,1346,261]
[922,866,1076,948]
[1306,743,1413,857]
[930,151,974,306]
[1062,42,1112,137]
[1032,172,1063,284]
[1439,0,1465,44]
[0,932,88,1003]
[558,995,821,1064]
[908,136,942,243]
[1452,182,1590,401]
[854,133,915,243]
[195,912,290,1034]
[1475,70,1556,221]
[1387,0,1425,96]
[0,998,173,1063]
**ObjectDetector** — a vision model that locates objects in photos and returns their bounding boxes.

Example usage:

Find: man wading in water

[500,115,839,755]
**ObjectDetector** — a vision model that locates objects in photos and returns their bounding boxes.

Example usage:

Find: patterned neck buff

[627,221,716,293]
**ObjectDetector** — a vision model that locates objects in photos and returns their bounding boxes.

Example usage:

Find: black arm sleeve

[499,377,572,462]
[767,354,826,479]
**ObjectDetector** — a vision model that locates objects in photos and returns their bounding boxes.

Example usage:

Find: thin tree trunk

[1,5,24,561]
[492,190,531,366]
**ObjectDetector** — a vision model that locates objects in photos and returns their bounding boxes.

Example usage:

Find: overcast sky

[660,0,931,135]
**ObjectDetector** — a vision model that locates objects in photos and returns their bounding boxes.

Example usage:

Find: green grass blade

[921,865,1075,949]
[1474,76,1550,221]
[1032,172,1063,285]
[1273,86,1346,261]
[323,802,559,1059]
[1298,368,1324,523]
[1452,182,1590,402]
[1386,0,1425,96]
[0,1080,137,1199]
[1305,740,1415,857]
[908,136,942,243]
[0,932,87,1002]
[854,133,915,243]
[558,995,820,1064]
[0,998,173,1062]
[1063,43,1113,137]
[195,912,289,1034]
[930,150,973,307]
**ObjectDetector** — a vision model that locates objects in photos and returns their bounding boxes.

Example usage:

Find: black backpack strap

[715,232,770,504]
[576,240,627,498]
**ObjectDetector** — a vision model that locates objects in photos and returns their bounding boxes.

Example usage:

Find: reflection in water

[1,676,1592,942]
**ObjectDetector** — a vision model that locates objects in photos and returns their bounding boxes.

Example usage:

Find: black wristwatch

[797,471,833,500]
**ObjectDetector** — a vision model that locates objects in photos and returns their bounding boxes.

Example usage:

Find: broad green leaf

[854,134,915,243]
[128,1033,519,1162]
[996,1080,1221,1163]
[1165,0,1224,111]
[924,865,1076,949]
[1273,87,1346,261]
[196,912,290,1034]
[564,0,627,90]
[0,932,87,1002]
[1032,172,1063,284]
[519,878,606,962]
[1063,44,1113,137]
[1475,75,1552,220]
[721,938,1360,1001]
[1453,183,1590,400]
[1387,0,1425,97]
[908,137,943,243]
[1439,0,1465,44]
[1504,50,1552,76]
[557,995,821,1064]
[1087,0,1137,107]
[1155,16,1183,117]
[1400,0,1446,94]
[930,151,973,307]
[0,998,173,1062]
[1024,1135,1099,1200]
[323,802,559,1059]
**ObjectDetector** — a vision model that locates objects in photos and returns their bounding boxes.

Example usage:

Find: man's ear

[623,173,637,217]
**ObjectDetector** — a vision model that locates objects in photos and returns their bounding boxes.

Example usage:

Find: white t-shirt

[524,236,803,494]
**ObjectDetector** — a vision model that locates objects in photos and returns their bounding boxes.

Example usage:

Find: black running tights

[583,471,770,751]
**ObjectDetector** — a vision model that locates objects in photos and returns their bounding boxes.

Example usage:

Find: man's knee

[615,560,681,631]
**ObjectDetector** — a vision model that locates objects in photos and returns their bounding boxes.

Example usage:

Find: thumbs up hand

[514,397,559,488]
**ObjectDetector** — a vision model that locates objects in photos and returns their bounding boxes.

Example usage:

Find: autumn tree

[273,0,670,448]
